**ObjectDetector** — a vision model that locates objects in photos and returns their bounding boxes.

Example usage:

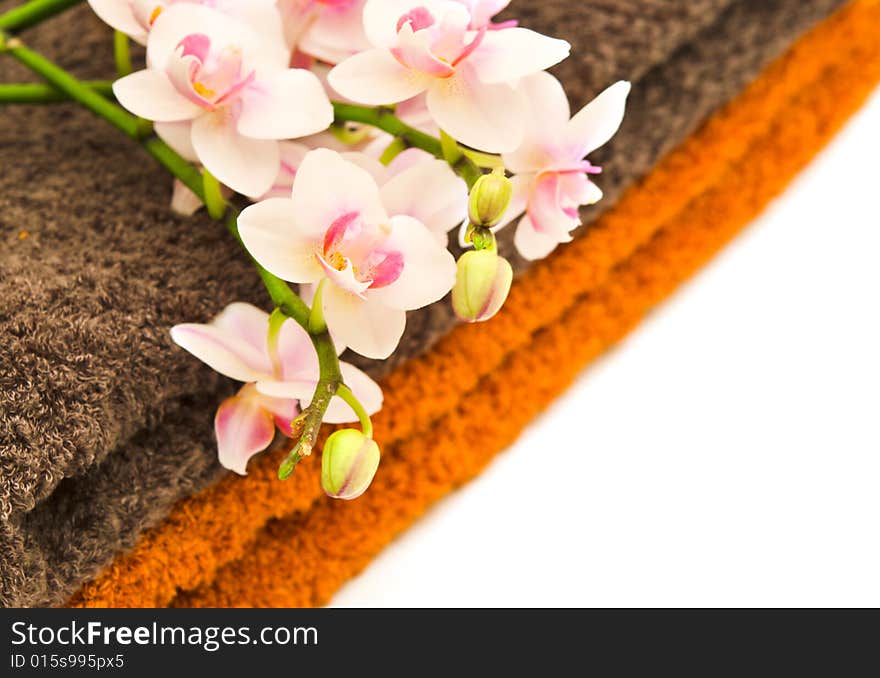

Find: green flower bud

[321,429,381,500]
[468,172,513,228]
[452,249,513,323]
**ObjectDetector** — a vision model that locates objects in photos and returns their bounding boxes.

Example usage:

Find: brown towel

[0,0,845,607]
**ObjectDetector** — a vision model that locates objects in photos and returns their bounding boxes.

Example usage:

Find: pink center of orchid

[397,7,436,32]
[390,6,488,78]
[321,212,404,292]
[168,34,256,110]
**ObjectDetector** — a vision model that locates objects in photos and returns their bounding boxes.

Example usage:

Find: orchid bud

[468,172,513,228]
[321,429,381,500]
[452,249,514,323]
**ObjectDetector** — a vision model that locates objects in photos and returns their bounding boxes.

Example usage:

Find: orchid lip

[397,7,436,32]
[452,27,487,66]
[170,35,255,110]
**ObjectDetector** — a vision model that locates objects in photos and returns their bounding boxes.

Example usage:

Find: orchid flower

[260,144,468,244]
[112,4,333,197]
[87,0,284,46]
[171,302,382,474]
[238,149,457,359]
[328,0,570,153]
[278,0,371,65]
[498,72,631,260]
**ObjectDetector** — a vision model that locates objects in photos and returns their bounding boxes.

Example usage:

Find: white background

[330,86,880,608]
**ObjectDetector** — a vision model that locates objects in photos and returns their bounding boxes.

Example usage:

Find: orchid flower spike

[238,149,458,360]
[328,0,570,153]
[278,0,371,65]
[171,302,382,474]
[500,72,631,260]
[112,4,333,197]
[87,0,284,46]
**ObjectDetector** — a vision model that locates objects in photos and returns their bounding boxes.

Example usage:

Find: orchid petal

[469,28,570,84]
[256,391,300,437]
[381,159,468,240]
[291,149,388,238]
[322,283,406,359]
[503,71,571,173]
[362,0,461,47]
[322,362,384,423]
[384,146,434,175]
[87,0,148,43]
[492,172,531,231]
[341,152,389,185]
[254,379,317,403]
[460,0,511,29]
[514,213,565,261]
[170,322,272,383]
[212,302,273,358]
[154,120,198,161]
[170,179,204,217]
[339,362,384,415]
[425,65,524,152]
[566,80,631,157]
[392,21,455,77]
[328,48,432,106]
[275,316,321,382]
[319,256,373,296]
[527,171,580,237]
[369,215,457,311]
[214,391,276,475]
[299,0,371,63]
[191,110,280,197]
[238,69,333,140]
[113,70,202,122]
[237,197,325,284]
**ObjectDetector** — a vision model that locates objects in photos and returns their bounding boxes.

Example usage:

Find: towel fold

[0,0,849,607]
[70,0,880,607]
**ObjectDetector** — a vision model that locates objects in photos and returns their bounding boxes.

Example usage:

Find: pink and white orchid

[278,0,371,65]
[238,149,457,359]
[87,0,284,46]
[171,302,382,474]
[499,72,631,260]
[327,0,570,153]
[261,144,468,243]
[112,4,333,197]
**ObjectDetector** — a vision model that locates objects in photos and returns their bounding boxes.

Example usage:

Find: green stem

[335,384,373,439]
[2,33,145,137]
[113,30,132,78]
[332,101,484,188]
[308,279,328,335]
[464,148,505,171]
[0,79,112,103]
[0,0,83,33]
[202,168,226,220]
[378,137,407,166]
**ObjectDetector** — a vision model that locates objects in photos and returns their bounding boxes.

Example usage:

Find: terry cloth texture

[0,0,849,607]
[68,0,880,608]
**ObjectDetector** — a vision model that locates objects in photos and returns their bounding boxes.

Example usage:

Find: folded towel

[0,0,850,607]
[69,0,880,607]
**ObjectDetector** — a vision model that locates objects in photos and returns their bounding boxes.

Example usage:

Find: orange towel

[71,0,880,607]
